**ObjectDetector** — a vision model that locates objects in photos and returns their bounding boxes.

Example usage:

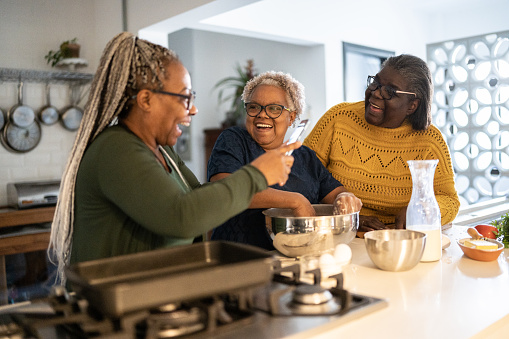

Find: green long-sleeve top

[71,125,267,263]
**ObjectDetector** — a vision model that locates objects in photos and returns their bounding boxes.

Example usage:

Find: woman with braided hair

[49,32,299,282]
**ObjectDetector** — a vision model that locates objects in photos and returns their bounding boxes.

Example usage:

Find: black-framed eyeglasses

[244,102,293,119]
[150,89,196,110]
[367,76,416,100]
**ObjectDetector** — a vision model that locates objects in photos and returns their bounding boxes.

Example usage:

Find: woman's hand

[291,194,317,217]
[251,142,301,186]
[394,206,407,229]
[358,215,387,232]
[332,192,362,215]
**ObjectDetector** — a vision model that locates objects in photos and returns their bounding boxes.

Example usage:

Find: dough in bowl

[273,231,333,257]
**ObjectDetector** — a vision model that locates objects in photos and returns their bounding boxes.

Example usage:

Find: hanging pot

[38,83,59,125]
[8,81,35,128]
[0,107,5,130]
[60,85,83,131]
[1,120,41,153]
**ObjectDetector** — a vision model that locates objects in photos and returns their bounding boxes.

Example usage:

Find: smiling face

[364,66,418,128]
[245,85,296,151]
[151,61,197,147]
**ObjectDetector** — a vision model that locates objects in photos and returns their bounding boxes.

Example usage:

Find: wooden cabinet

[204,128,224,173]
[0,206,55,229]
[0,206,55,304]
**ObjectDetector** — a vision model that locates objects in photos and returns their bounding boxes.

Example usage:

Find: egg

[334,244,352,264]
[319,253,341,277]
[319,253,336,267]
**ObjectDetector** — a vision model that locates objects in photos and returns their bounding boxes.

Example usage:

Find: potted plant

[45,38,80,67]
[214,59,257,127]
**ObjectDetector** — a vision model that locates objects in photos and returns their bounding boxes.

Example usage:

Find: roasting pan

[65,241,274,318]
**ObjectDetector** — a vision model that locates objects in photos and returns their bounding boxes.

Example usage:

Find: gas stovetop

[0,242,388,338]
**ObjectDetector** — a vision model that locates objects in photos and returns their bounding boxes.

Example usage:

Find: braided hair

[49,32,179,283]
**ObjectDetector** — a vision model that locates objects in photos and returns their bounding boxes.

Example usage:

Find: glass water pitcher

[406,160,442,262]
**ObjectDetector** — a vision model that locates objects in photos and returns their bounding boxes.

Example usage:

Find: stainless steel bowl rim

[364,229,427,240]
[263,204,358,219]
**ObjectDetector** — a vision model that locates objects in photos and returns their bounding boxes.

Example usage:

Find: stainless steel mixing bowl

[263,204,359,242]
[364,230,427,272]
[264,204,359,257]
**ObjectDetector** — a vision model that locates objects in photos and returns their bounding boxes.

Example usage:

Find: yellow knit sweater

[303,101,460,225]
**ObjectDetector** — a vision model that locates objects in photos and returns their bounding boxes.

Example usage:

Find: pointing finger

[280,141,301,154]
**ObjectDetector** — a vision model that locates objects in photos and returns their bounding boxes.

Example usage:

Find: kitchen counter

[287,225,509,339]
[1,225,506,338]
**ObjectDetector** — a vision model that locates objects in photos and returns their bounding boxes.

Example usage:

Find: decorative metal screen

[427,31,509,206]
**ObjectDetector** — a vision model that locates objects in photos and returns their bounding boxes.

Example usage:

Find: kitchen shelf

[0,67,93,85]
[56,58,88,71]
[0,206,55,304]
[0,206,55,228]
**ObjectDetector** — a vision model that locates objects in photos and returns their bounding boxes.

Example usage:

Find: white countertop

[287,225,509,339]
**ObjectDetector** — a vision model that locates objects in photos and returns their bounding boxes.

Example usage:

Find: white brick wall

[0,82,81,207]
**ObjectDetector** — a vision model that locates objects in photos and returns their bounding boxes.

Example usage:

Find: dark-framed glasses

[366,76,416,100]
[150,89,196,110]
[244,102,293,119]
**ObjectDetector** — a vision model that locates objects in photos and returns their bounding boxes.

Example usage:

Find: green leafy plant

[45,38,79,67]
[213,59,257,126]
[490,212,509,248]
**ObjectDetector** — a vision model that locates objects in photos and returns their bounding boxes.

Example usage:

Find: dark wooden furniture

[204,128,224,170]
[203,128,225,240]
[0,206,55,304]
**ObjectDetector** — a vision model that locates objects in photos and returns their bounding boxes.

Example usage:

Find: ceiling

[142,0,509,46]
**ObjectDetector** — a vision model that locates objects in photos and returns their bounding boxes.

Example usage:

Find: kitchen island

[287,225,509,339]
[0,225,506,338]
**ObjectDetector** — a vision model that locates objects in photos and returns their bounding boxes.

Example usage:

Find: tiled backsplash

[0,82,82,207]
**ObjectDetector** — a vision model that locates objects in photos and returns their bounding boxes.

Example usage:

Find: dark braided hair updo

[50,32,179,283]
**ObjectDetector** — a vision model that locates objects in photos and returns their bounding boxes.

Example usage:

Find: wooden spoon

[467,227,484,240]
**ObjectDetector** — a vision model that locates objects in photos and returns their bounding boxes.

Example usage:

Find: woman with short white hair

[208,71,361,250]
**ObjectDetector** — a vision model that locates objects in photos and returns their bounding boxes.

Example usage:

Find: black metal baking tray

[65,241,274,317]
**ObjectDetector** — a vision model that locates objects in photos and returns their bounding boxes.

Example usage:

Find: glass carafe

[406,160,442,262]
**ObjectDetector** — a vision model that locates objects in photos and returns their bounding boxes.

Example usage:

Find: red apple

[474,224,498,239]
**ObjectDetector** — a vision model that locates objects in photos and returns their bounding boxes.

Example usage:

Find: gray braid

[49,32,178,284]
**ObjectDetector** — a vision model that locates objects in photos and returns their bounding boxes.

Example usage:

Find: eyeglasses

[244,102,293,119]
[367,76,416,100]
[150,89,196,110]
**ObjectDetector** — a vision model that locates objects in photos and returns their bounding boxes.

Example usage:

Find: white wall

[0,0,121,207]
[0,0,211,206]
[426,1,509,44]
[169,29,325,180]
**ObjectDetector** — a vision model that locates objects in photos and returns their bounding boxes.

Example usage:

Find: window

[427,30,509,205]
[343,42,394,102]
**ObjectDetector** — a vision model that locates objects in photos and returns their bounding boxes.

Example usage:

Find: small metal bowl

[364,230,426,272]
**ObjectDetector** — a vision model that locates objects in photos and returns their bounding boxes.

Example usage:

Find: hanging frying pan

[0,107,5,131]
[1,120,41,153]
[8,81,35,128]
[60,85,83,131]
[38,83,59,125]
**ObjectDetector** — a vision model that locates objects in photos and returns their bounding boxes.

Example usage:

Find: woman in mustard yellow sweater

[304,54,459,232]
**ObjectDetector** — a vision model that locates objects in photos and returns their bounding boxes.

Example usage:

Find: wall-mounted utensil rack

[0,68,93,153]
[0,68,93,85]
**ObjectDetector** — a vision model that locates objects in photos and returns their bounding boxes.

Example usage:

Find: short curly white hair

[241,71,306,119]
